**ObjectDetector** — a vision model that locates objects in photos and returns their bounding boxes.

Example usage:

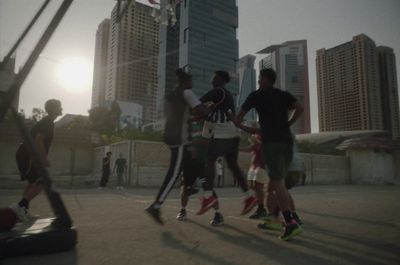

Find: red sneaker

[197,196,217,215]
[241,195,258,215]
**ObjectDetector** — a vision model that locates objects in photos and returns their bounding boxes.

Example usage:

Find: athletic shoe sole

[257,221,284,231]
[145,206,164,225]
[279,227,303,241]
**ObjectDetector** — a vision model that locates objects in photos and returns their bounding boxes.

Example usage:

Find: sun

[57,58,92,93]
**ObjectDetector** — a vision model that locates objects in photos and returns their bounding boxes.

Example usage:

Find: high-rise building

[157,7,180,118]
[377,46,400,139]
[237,54,256,121]
[105,2,159,124]
[316,34,385,134]
[178,0,239,97]
[258,40,311,134]
[91,19,110,109]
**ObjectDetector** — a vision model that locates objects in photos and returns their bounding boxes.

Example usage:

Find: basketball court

[1,185,399,265]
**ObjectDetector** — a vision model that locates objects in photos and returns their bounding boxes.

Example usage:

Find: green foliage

[88,102,121,137]
[64,115,91,130]
[297,140,322,153]
[31,108,46,122]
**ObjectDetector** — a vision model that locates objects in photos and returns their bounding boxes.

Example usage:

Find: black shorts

[16,145,42,184]
[207,137,240,159]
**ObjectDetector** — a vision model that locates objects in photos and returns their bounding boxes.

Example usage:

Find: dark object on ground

[0,218,77,258]
[0,208,17,232]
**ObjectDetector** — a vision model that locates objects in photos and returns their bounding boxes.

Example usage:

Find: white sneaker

[9,203,29,223]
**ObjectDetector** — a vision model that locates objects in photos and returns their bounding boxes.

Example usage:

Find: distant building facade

[317,34,400,139]
[0,56,19,110]
[258,40,311,134]
[179,0,239,97]
[91,19,110,108]
[237,54,256,121]
[105,2,159,123]
[377,46,400,139]
[157,7,180,118]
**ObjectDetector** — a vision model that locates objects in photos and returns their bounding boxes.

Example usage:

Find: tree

[31,108,46,122]
[88,101,121,138]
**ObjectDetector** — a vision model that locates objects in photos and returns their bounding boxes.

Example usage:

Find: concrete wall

[0,140,93,176]
[348,149,395,184]
[91,140,352,187]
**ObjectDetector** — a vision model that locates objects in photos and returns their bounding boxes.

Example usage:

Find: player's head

[45,99,62,117]
[212,70,230,88]
[176,68,192,89]
[106,152,112,157]
[259,68,277,88]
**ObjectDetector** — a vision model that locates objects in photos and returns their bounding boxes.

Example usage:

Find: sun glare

[57,58,92,93]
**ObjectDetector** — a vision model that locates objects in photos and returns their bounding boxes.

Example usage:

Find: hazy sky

[1,0,399,132]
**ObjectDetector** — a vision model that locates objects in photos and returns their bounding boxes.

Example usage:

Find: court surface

[1,185,399,265]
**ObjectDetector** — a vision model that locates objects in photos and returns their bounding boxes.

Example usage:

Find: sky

[0,0,399,132]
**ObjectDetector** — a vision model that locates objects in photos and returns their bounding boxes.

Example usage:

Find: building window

[184,28,189,43]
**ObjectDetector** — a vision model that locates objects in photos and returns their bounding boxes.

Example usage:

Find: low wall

[91,140,352,187]
[0,138,93,177]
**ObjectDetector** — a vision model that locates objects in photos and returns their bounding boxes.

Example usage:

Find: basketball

[0,208,18,232]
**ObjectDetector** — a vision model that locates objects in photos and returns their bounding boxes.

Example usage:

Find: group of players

[8,66,303,241]
[146,68,304,241]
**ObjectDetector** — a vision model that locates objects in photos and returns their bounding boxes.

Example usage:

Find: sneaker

[9,203,29,223]
[249,207,267,219]
[197,196,217,215]
[241,195,258,215]
[210,212,224,226]
[257,219,285,231]
[279,222,302,241]
[145,204,164,225]
[293,213,303,226]
[176,209,187,221]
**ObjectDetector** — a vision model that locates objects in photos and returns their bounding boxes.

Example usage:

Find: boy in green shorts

[231,68,304,241]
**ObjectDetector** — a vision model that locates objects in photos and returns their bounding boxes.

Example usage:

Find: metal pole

[0,0,74,227]
[0,0,51,72]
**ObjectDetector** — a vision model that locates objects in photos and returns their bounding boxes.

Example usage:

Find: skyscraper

[258,40,311,134]
[178,0,239,97]
[105,2,159,124]
[91,19,110,109]
[237,54,256,121]
[377,46,400,139]
[157,6,180,118]
[316,34,388,134]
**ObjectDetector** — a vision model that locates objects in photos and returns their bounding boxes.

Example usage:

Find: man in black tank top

[145,69,214,225]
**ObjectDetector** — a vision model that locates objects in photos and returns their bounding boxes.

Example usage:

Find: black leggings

[155,145,191,205]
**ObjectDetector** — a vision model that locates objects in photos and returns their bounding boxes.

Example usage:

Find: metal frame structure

[0,0,74,228]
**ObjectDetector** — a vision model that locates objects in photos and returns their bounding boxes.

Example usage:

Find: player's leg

[197,139,220,215]
[263,142,302,240]
[224,138,257,215]
[146,145,186,225]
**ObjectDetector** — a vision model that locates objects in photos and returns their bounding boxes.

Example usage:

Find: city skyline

[0,0,399,132]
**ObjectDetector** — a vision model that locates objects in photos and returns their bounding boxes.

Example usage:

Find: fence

[92,140,352,187]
